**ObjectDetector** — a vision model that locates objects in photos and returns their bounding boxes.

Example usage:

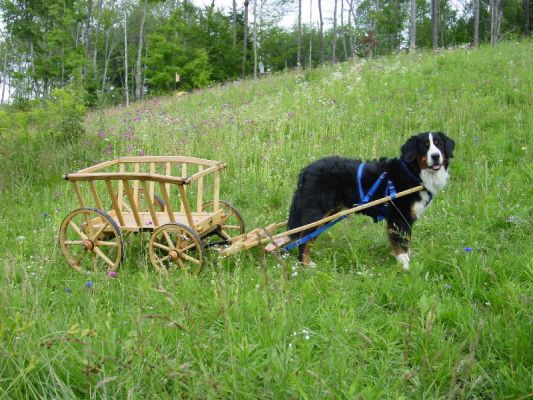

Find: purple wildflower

[85,281,94,289]
[108,271,117,278]
[65,287,72,293]
[464,247,473,253]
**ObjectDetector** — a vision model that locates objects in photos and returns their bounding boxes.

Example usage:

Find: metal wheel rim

[59,208,124,273]
[149,223,205,275]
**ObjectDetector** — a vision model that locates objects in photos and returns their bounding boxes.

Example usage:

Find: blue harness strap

[283,162,397,252]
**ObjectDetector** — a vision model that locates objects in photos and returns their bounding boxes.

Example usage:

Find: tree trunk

[432,0,439,49]
[340,0,347,60]
[253,0,258,78]
[29,38,41,98]
[124,12,129,107]
[318,0,324,64]
[297,0,302,68]
[474,0,480,46]
[347,0,355,58]
[491,0,501,45]
[232,0,237,49]
[525,0,530,36]
[308,0,313,68]
[1,43,8,104]
[92,0,104,75]
[84,0,94,62]
[242,0,249,76]
[332,0,338,63]
[409,0,416,50]
[135,0,148,100]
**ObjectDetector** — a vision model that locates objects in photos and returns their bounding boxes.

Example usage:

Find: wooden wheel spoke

[64,240,84,245]
[91,221,110,241]
[94,247,115,268]
[179,252,201,265]
[72,252,86,267]
[95,240,118,247]
[158,255,170,263]
[163,231,175,249]
[178,242,197,253]
[69,221,89,240]
[92,253,97,272]
[176,258,185,269]
[152,241,171,251]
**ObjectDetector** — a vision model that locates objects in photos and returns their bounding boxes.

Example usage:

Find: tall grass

[1,41,532,398]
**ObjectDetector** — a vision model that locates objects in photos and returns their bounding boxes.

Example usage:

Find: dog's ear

[437,132,455,159]
[400,136,418,163]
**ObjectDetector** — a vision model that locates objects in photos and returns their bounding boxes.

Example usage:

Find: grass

[1,41,532,399]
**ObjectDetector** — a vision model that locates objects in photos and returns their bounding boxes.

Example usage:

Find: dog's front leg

[387,220,412,271]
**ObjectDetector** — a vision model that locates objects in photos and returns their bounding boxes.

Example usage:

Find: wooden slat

[141,180,159,227]
[118,163,125,211]
[159,182,176,223]
[88,181,103,210]
[133,163,140,205]
[165,162,171,202]
[71,181,85,208]
[64,172,186,185]
[123,180,142,227]
[105,180,125,226]
[213,170,220,212]
[181,163,187,212]
[196,165,204,212]
[178,185,194,227]
[114,156,219,166]
[75,159,118,174]
[187,163,226,183]
[149,163,155,200]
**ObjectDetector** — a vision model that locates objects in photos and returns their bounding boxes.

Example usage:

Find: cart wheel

[59,208,124,273]
[202,200,245,244]
[119,188,165,213]
[149,223,205,274]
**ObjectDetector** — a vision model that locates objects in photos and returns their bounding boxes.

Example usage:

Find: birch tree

[409,0,416,50]
[432,0,439,49]
[318,0,324,63]
[473,0,480,47]
[332,0,338,63]
[242,0,250,76]
[135,0,148,100]
[297,0,302,68]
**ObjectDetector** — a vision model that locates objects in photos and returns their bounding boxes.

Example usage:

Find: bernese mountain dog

[286,131,455,270]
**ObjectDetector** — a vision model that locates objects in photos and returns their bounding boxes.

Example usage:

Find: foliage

[0,41,532,398]
[0,0,531,106]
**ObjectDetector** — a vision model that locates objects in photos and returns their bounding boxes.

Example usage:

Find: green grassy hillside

[1,41,532,398]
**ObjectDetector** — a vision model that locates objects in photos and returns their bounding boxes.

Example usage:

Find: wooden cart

[59,156,245,273]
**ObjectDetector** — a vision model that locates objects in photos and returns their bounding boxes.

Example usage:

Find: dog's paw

[396,253,410,271]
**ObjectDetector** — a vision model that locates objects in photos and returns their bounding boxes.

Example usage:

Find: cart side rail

[64,157,226,230]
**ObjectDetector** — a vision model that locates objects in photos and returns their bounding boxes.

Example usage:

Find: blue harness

[283,162,405,252]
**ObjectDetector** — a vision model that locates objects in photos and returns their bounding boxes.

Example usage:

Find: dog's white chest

[412,190,431,220]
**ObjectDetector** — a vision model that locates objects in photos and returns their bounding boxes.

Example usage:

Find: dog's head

[401,132,455,172]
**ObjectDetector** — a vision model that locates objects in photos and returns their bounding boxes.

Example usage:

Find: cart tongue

[264,237,291,252]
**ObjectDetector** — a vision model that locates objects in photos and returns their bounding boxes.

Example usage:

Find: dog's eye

[424,142,430,149]
[434,139,440,146]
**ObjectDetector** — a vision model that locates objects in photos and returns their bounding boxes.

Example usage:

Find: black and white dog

[287,132,455,270]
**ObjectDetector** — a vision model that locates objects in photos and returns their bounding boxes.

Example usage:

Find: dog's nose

[430,153,441,163]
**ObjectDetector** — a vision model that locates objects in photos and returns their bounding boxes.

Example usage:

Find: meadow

[0,41,532,399]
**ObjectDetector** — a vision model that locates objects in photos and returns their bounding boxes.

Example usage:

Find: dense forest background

[0,0,531,107]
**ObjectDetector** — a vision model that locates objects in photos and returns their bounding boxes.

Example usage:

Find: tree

[332,0,338,63]
[297,0,302,68]
[242,0,249,76]
[473,0,480,46]
[491,0,502,45]
[135,0,148,100]
[318,0,324,63]
[432,0,439,49]
[409,0,416,50]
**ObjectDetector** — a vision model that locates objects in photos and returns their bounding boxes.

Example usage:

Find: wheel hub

[82,239,94,251]
[169,250,179,261]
